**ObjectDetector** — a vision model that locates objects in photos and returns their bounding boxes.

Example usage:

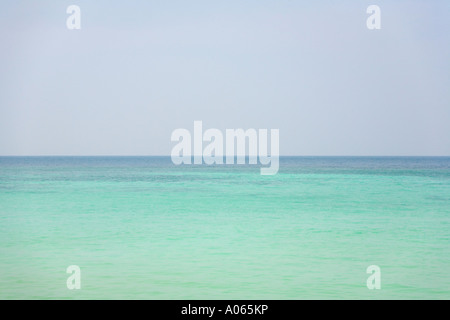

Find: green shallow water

[0,157,449,299]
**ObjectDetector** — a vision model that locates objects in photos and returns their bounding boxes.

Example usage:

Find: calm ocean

[0,156,449,299]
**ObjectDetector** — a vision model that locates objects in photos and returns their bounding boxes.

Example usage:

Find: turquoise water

[0,156,449,299]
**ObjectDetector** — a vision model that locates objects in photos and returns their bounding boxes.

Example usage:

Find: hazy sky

[0,0,449,156]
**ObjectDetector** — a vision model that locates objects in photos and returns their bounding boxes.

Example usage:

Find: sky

[0,0,449,156]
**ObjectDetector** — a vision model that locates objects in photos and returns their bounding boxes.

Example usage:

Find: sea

[0,156,449,299]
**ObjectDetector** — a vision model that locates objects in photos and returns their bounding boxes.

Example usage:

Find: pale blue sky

[0,0,449,155]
